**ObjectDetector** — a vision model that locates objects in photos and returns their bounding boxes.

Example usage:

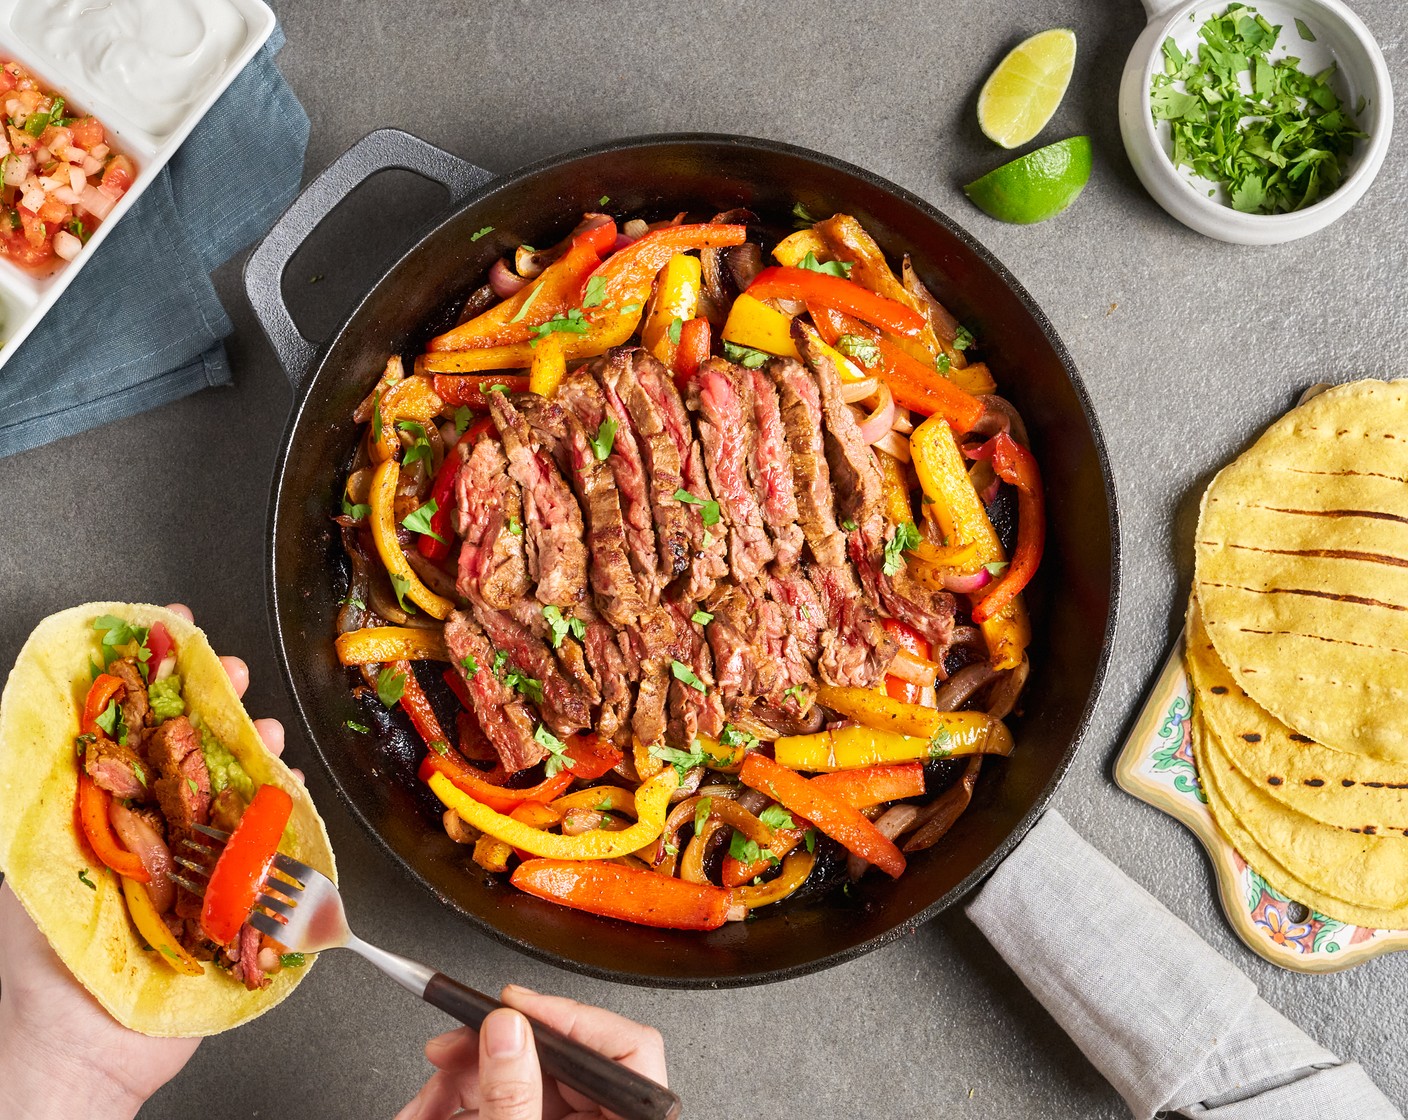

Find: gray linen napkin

[967,810,1402,1120]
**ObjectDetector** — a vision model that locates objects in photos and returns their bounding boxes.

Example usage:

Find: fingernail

[426,1028,461,1051]
[502,983,536,999]
[484,1009,528,1058]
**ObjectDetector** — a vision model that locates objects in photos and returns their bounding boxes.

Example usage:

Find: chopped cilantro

[701,529,715,548]
[759,805,795,831]
[534,725,575,777]
[485,383,510,395]
[530,308,589,344]
[729,831,763,865]
[376,666,406,708]
[650,741,707,780]
[791,201,817,228]
[798,250,851,278]
[936,353,952,373]
[509,283,543,324]
[691,609,714,626]
[428,738,450,756]
[389,572,417,614]
[372,392,384,443]
[582,274,608,308]
[663,841,679,857]
[953,325,975,352]
[1295,17,1315,41]
[783,683,810,709]
[131,760,146,787]
[599,195,610,205]
[460,654,479,679]
[401,498,446,542]
[882,521,921,576]
[804,827,818,854]
[621,302,641,315]
[589,416,618,461]
[186,777,198,795]
[492,651,509,678]
[507,515,523,535]
[841,518,858,533]
[92,615,149,670]
[341,492,370,521]
[280,953,307,968]
[694,796,713,836]
[78,868,96,890]
[670,659,706,693]
[836,333,880,367]
[718,724,758,750]
[346,720,370,734]
[667,316,683,345]
[470,226,494,241]
[929,727,954,759]
[542,605,586,648]
[94,699,124,743]
[454,405,472,436]
[673,489,720,526]
[398,420,434,470]
[721,340,770,369]
[983,561,1009,578]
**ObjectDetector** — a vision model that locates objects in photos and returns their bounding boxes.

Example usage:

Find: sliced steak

[703,577,781,701]
[849,530,957,651]
[598,350,692,585]
[770,358,848,568]
[689,360,774,581]
[145,716,211,832]
[487,392,588,609]
[579,605,635,746]
[83,735,149,800]
[444,610,544,772]
[454,436,530,610]
[231,922,270,992]
[664,600,725,746]
[558,371,663,601]
[470,603,593,737]
[810,563,897,688]
[634,358,729,599]
[744,365,804,568]
[508,599,600,707]
[108,658,151,741]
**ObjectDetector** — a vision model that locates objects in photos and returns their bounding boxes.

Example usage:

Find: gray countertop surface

[2,0,1406,1116]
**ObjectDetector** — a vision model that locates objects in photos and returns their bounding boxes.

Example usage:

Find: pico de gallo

[0,59,134,271]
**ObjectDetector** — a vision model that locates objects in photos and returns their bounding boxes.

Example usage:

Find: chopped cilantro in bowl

[1149,3,1366,215]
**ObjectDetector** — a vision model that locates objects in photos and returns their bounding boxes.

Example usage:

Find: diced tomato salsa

[0,60,134,272]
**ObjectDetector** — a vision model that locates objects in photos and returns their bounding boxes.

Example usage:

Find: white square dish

[0,0,275,370]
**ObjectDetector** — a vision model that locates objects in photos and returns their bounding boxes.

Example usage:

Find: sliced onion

[889,646,939,688]
[872,428,911,463]
[840,376,879,404]
[489,257,527,298]
[856,383,895,445]
[939,567,991,594]
[933,662,999,712]
[623,218,648,240]
[257,947,281,973]
[3,155,31,186]
[891,408,914,435]
[109,802,175,912]
[152,653,177,682]
[91,143,110,160]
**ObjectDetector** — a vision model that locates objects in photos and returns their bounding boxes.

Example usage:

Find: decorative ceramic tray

[1115,630,1408,973]
[0,0,275,367]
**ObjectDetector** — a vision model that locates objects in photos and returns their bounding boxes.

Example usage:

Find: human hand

[396,985,670,1120]
[0,603,300,1120]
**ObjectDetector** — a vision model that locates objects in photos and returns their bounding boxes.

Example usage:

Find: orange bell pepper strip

[419,742,573,815]
[335,626,449,665]
[426,223,615,352]
[81,673,126,736]
[511,858,735,930]
[590,223,746,304]
[748,265,928,339]
[804,311,984,433]
[561,732,624,781]
[811,762,926,807]
[673,317,711,387]
[430,373,531,404]
[969,433,1045,625]
[881,619,930,704]
[369,375,446,463]
[122,877,204,976]
[739,753,906,879]
[75,771,149,882]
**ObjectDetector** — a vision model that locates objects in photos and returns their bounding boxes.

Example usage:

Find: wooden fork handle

[423,973,681,1120]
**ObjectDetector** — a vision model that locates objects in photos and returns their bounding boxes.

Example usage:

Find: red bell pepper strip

[512,858,734,930]
[417,442,469,562]
[393,661,449,748]
[419,744,572,815]
[811,763,926,807]
[562,732,624,782]
[573,219,618,258]
[968,432,1045,624]
[589,223,747,304]
[880,618,931,704]
[740,753,906,878]
[749,265,927,339]
[81,673,126,736]
[431,374,531,409]
[809,306,984,432]
[200,784,294,945]
[672,317,710,388]
[75,771,149,882]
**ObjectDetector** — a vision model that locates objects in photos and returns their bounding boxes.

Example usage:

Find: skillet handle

[243,127,494,387]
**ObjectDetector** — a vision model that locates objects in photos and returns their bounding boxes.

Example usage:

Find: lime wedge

[977,28,1077,149]
[963,137,1092,224]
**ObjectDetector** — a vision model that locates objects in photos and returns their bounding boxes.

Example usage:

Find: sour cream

[11,0,248,138]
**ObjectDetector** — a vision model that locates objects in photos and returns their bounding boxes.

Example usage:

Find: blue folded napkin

[0,26,307,460]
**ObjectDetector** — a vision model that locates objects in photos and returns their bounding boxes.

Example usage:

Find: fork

[178,826,681,1120]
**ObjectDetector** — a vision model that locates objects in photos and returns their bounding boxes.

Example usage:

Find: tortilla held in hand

[1194,379,1408,764]
[0,603,336,1037]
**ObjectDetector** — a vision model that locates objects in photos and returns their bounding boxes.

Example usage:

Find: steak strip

[454,435,530,610]
[744,364,804,569]
[444,610,544,772]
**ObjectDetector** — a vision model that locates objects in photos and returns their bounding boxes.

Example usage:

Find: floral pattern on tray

[1114,632,1408,973]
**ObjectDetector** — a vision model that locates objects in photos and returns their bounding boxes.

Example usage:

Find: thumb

[477,1008,543,1120]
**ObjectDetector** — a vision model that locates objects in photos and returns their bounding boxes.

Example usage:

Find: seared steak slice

[770,358,848,568]
[634,358,729,599]
[84,735,149,800]
[690,360,774,581]
[470,603,593,737]
[454,437,529,610]
[632,658,670,749]
[508,599,600,707]
[664,599,724,747]
[767,570,825,668]
[487,392,588,609]
[444,610,544,772]
[146,716,211,832]
[810,563,897,688]
[579,605,635,745]
[231,922,270,992]
[598,350,692,585]
[849,530,957,650]
[559,371,663,601]
[703,578,782,701]
[744,365,804,568]
[108,659,151,740]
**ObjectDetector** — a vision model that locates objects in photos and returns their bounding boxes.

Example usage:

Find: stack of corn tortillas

[1188,379,1408,929]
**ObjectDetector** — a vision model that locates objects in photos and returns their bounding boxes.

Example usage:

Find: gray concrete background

[1,0,1405,1116]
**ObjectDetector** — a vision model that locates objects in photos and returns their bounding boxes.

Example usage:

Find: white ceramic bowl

[1118,0,1393,244]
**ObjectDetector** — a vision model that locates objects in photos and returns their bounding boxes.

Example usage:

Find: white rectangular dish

[0,0,275,371]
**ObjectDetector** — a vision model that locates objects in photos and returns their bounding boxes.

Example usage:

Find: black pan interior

[267,135,1118,987]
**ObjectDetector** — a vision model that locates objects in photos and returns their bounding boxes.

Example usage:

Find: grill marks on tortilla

[1259,505,1408,528]
[1200,580,1408,614]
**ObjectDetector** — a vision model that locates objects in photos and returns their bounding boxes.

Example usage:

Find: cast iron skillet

[245,129,1119,988]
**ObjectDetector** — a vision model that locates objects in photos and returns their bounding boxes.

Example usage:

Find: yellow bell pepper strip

[633,736,663,781]
[950,360,997,397]
[818,684,1010,740]
[968,433,1046,627]
[512,858,736,930]
[640,254,702,366]
[721,292,801,359]
[528,334,567,397]
[909,415,1030,670]
[370,375,445,463]
[426,766,678,859]
[771,227,828,267]
[740,753,906,878]
[773,717,1014,772]
[121,876,204,976]
[419,744,572,815]
[335,626,449,665]
[695,733,746,772]
[369,459,455,619]
[552,785,637,816]
[473,833,513,873]
[730,849,816,909]
[908,538,979,570]
[749,265,926,339]
[875,452,913,527]
[425,222,616,352]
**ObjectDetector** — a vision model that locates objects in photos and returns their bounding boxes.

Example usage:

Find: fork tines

[167,832,223,896]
